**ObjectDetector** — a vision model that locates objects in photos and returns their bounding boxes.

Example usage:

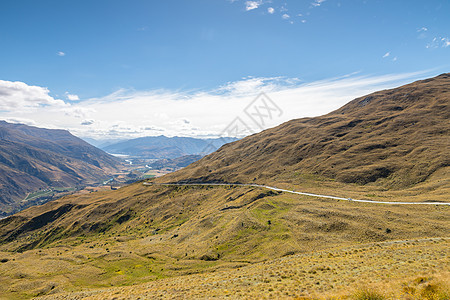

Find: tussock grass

[1,236,448,299]
[401,275,450,300]
[353,288,386,300]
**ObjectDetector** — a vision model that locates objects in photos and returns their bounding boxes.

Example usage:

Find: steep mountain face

[0,121,123,215]
[103,136,238,159]
[162,73,450,188]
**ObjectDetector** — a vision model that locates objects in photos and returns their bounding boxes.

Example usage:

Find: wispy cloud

[417,27,428,39]
[311,0,326,7]
[426,37,450,48]
[2,117,37,126]
[445,39,450,47]
[57,51,65,57]
[0,71,436,139]
[245,1,262,11]
[382,52,397,61]
[215,76,300,95]
[234,0,327,24]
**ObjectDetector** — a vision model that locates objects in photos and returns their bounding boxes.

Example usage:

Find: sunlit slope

[0,182,448,298]
[161,74,450,191]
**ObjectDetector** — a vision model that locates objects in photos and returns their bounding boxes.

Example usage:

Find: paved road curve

[143,182,450,206]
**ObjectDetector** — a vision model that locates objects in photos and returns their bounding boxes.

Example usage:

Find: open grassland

[272,166,450,204]
[0,183,448,299]
[23,188,77,202]
[23,238,450,299]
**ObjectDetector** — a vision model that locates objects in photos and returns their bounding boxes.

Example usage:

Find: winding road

[143,182,450,206]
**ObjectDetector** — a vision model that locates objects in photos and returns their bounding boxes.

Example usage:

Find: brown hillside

[0,121,123,216]
[161,73,450,188]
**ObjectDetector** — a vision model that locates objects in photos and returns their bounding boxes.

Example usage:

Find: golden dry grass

[0,184,448,299]
[29,238,449,299]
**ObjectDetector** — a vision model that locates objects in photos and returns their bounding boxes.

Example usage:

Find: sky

[0,0,449,140]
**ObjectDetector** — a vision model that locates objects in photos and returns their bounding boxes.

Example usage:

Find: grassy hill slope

[161,74,450,190]
[0,182,448,298]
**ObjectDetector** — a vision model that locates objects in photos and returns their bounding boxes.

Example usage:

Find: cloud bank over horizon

[0,71,436,140]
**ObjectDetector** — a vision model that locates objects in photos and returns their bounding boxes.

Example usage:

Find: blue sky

[0,0,449,139]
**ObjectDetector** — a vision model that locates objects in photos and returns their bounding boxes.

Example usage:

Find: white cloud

[63,106,95,119]
[392,57,398,62]
[215,76,300,96]
[312,0,326,7]
[245,1,262,11]
[267,7,274,14]
[81,120,94,126]
[426,38,437,48]
[2,117,37,126]
[65,92,80,101]
[426,36,450,48]
[417,27,429,39]
[0,71,436,140]
[282,14,290,20]
[0,80,67,112]
[443,37,450,47]
[382,52,390,58]
[57,51,65,56]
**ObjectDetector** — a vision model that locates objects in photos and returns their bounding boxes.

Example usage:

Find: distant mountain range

[100,136,238,159]
[0,121,123,216]
[81,137,126,149]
